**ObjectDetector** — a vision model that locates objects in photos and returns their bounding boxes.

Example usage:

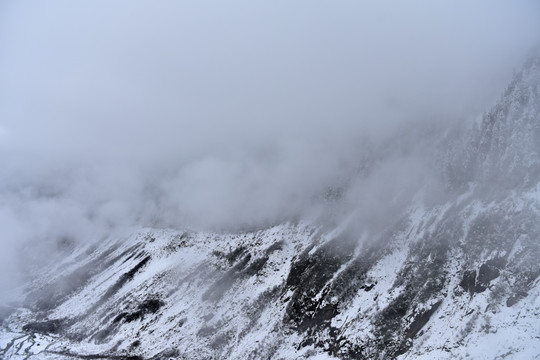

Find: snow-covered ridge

[2,190,538,359]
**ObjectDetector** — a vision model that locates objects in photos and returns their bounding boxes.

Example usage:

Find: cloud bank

[0,0,539,290]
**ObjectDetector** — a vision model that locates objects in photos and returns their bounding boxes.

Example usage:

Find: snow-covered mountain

[1,55,540,360]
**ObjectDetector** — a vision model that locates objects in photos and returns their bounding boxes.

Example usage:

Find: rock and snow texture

[2,56,540,360]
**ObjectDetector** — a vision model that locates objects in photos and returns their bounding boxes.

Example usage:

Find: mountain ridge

[1,55,540,359]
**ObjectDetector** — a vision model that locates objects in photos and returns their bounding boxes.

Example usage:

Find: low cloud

[0,0,539,291]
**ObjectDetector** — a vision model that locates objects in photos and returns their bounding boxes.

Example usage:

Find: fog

[0,0,539,290]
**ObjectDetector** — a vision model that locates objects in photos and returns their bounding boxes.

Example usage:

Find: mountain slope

[1,56,540,359]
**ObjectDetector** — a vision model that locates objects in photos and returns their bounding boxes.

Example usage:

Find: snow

[2,192,540,359]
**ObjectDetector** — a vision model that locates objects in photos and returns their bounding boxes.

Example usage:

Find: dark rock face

[506,291,528,307]
[406,301,442,339]
[114,299,164,324]
[477,262,500,287]
[459,270,477,294]
[460,258,504,294]
[284,237,356,332]
[22,319,65,334]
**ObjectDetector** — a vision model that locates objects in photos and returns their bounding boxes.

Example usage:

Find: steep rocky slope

[1,57,540,359]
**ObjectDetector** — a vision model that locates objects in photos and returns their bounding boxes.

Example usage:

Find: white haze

[0,0,539,291]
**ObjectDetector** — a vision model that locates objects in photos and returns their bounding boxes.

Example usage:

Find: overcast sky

[0,0,539,290]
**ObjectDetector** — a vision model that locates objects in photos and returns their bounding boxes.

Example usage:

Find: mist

[1,0,539,291]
